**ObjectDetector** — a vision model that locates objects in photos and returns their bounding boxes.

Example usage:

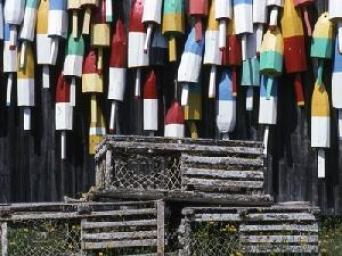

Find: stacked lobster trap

[0,135,321,255]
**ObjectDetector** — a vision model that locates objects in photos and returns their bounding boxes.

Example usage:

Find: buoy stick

[20,41,27,69]
[6,74,13,106]
[318,149,325,178]
[208,65,217,98]
[106,0,113,22]
[168,36,177,62]
[82,7,91,35]
[241,34,247,61]
[144,23,153,52]
[91,94,97,123]
[263,125,270,156]
[61,130,66,160]
[339,110,342,140]
[23,108,31,131]
[42,65,50,89]
[194,16,203,41]
[134,68,141,97]
[246,87,254,111]
[49,37,59,64]
[109,101,117,133]
[181,83,189,106]
[218,19,226,49]
[269,7,278,28]
[9,25,17,48]
[72,10,78,38]
[70,77,76,106]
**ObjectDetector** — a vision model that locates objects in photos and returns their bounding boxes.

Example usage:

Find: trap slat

[82,231,157,240]
[81,219,157,229]
[82,239,158,249]
[182,168,264,180]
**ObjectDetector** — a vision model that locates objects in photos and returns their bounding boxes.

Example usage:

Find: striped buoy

[178,26,204,106]
[216,69,236,140]
[63,34,85,106]
[310,12,333,178]
[162,0,185,62]
[36,0,54,89]
[55,73,73,160]
[142,0,162,52]
[108,18,127,133]
[19,0,39,68]
[4,0,25,47]
[259,75,278,155]
[294,0,314,36]
[267,0,283,27]
[280,0,307,106]
[311,68,330,178]
[48,0,68,64]
[81,0,98,35]
[260,27,284,99]
[129,0,149,97]
[215,0,232,49]
[68,0,81,38]
[188,0,209,41]
[3,23,17,106]
[233,0,253,61]
[204,0,222,99]
[82,49,103,94]
[184,84,202,139]
[164,101,185,138]
[143,70,159,135]
[332,37,342,139]
[17,44,35,131]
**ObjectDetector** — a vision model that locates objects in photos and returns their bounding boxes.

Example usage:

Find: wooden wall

[0,0,340,215]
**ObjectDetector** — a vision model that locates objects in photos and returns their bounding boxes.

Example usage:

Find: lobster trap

[95,136,272,206]
[0,200,169,256]
[178,202,320,255]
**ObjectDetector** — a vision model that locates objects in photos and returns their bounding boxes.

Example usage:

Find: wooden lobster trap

[178,202,320,255]
[95,136,272,206]
[0,200,170,256]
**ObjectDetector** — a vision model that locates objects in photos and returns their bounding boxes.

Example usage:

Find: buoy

[128,0,149,97]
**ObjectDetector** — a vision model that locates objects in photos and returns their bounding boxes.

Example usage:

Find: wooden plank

[194,213,241,222]
[5,208,156,221]
[180,155,264,168]
[243,244,319,254]
[240,223,319,233]
[184,178,264,191]
[244,213,316,222]
[108,141,263,156]
[156,200,165,255]
[94,190,274,206]
[82,239,157,249]
[82,219,157,229]
[1,222,8,256]
[182,168,264,180]
[240,235,319,244]
[83,231,157,240]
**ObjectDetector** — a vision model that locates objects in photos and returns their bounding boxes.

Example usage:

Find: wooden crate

[178,202,320,255]
[0,200,168,256]
[95,136,272,206]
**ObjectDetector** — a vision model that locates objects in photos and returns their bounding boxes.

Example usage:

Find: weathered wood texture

[95,136,270,205]
[180,203,320,255]
[81,200,165,255]
[0,0,340,215]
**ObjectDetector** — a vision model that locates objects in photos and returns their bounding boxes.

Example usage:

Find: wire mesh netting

[111,153,181,191]
[188,222,242,256]
[7,219,81,256]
